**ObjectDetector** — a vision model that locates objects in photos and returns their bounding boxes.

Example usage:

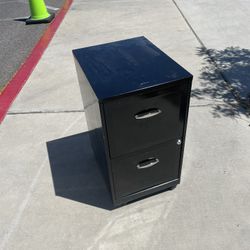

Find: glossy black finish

[104,81,189,157]
[73,37,193,207]
[72,36,192,101]
[112,140,181,198]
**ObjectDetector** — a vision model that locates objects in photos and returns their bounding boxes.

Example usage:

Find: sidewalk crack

[172,0,250,114]
[7,109,85,115]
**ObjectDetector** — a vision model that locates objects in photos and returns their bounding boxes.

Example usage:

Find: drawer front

[111,139,181,198]
[104,83,189,158]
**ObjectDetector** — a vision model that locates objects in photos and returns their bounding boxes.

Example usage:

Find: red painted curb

[0,0,73,123]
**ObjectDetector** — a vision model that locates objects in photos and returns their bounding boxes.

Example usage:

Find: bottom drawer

[111,139,182,198]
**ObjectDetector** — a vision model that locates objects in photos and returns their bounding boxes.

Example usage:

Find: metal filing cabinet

[73,36,193,206]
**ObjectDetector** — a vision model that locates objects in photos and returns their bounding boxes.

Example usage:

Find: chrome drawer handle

[136,157,160,169]
[134,108,162,120]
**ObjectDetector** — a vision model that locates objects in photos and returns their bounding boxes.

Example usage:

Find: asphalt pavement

[0,0,65,92]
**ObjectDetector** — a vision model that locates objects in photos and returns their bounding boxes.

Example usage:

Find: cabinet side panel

[73,58,112,199]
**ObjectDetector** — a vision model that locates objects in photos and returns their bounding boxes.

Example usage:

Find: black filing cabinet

[73,37,193,206]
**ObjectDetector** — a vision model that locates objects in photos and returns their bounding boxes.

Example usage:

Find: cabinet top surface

[73,36,192,100]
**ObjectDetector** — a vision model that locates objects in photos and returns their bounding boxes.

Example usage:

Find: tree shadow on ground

[192,46,250,118]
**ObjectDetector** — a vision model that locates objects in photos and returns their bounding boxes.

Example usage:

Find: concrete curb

[0,0,73,124]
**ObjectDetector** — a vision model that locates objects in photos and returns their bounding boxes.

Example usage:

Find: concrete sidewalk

[0,0,250,249]
[0,0,65,92]
[175,0,250,109]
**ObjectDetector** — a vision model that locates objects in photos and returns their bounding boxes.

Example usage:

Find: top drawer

[103,82,190,158]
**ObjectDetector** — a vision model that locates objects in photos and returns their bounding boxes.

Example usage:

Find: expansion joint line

[171,0,250,114]
[7,110,85,115]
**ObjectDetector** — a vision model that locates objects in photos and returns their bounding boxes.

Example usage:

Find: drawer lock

[177,139,182,145]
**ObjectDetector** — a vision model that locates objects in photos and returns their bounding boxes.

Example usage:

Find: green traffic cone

[26,0,55,24]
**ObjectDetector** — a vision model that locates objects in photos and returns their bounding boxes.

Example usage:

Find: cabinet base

[113,179,180,207]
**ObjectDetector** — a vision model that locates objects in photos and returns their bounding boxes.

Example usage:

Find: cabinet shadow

[46,132,114,210]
